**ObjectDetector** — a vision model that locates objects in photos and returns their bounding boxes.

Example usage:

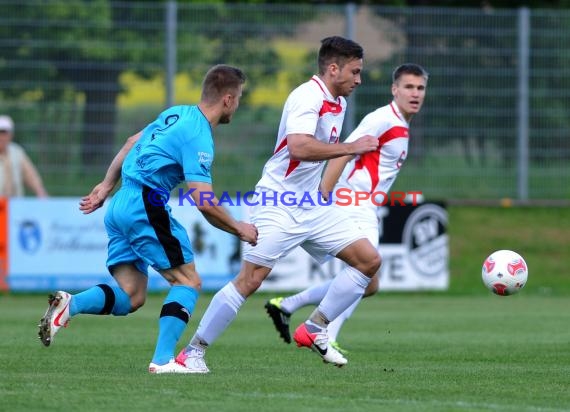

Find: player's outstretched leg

[264,297,292,344]
[38,291,71,347]
[293,321,347,367]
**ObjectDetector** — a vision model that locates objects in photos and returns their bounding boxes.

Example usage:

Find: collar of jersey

[390,101,409,126]
[311,75,339,103]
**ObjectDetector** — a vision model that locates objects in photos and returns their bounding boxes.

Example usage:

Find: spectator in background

[0,115,48,197]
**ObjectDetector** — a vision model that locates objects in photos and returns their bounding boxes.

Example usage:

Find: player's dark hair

[317,36,364,75]
[201,64,246,103]
[392,63,429,83]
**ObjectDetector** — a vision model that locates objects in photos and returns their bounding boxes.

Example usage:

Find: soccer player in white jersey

[265,63,429,355]
[177,36,381,370]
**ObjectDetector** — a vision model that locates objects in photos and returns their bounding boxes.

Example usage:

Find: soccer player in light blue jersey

[38,65,258,374]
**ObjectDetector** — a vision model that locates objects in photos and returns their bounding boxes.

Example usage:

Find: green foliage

[175,2,318,94]
[0,1,165,97]
[2,2,570,197]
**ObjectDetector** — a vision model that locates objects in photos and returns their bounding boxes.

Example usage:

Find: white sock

[192,282,245,346]
[316,266,370,324]
[327,296,361,341]
[280,280,332,314]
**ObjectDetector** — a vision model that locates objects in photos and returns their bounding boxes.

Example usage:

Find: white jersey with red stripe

[337,101,409,209]
[254,75,346,204]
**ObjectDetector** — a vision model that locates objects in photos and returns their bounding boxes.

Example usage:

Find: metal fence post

[344,3,357,136]
[517,7,530,201]
[165,0,177,108]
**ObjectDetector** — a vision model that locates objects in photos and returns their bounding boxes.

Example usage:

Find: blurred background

[2,0,570,201]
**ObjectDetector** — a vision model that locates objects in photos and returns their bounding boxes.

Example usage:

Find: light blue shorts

[104,183,194,275]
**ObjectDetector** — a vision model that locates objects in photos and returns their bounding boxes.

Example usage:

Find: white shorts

[341,204,380,248]
[243,203,368,268]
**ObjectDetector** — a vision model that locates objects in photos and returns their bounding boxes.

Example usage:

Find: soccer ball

[482,250,528,296]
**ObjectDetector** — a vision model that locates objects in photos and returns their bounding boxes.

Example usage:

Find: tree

[0,1,171,171]
[0,0,319,173]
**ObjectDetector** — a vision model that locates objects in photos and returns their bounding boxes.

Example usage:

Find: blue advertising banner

[6,198,448,292]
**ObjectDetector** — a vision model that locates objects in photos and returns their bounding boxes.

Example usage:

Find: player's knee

[362,252,381,277]
[177,275,202,291]
[163,265,202,291]
[234,274,263,297]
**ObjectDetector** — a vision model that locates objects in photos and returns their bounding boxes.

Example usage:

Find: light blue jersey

[122,105,214,190]
[105,105,214,273]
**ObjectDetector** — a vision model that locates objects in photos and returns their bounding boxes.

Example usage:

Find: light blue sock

[70,284,131,316]
[151,285,199,365]
[70,286,105,316]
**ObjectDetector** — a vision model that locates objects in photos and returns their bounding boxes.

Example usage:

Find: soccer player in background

[265,63,429,356]
[176,36,381,372]
[38,65,258,374]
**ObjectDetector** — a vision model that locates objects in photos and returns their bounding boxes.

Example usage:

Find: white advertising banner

[6,199,448,292]
[259,202,449,292]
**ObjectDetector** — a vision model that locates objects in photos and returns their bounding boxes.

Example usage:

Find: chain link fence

[1,2,569,200]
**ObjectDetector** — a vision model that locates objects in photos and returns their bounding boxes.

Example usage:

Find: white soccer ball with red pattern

[482,250,528,296]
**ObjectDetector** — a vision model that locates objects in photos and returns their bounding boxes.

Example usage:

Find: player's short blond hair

[201,65,246,103]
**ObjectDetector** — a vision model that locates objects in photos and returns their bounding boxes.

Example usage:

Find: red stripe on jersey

[319,100,342,117]
[347,126,409,193]
[285,159,301,177]
[273,136,301,177]
[279,78,342,178]
[274,137,288,154]
[311,78,342,117]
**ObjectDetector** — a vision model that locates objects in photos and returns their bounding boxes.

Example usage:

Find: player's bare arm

[287,133,378,161]
[319,155,354,199]
[188,181,258,246]
[79,131,142,214]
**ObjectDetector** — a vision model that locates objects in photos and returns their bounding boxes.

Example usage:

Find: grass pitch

[2,205,569,411]
[1,292,569,412]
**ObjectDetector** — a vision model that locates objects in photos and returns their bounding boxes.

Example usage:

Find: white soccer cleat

[175,347,210,374]
[320,342,348,366]
[293,322,348,367]
[38,291,72,347]
[148,359,196,374]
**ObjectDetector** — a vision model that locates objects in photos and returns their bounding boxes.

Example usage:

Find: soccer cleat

[148,359,196,374]
[264,297,292,344]
[175,347,210,374]
[293,322,347,367]
[38,291,72,347]
[330,340,350,356]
